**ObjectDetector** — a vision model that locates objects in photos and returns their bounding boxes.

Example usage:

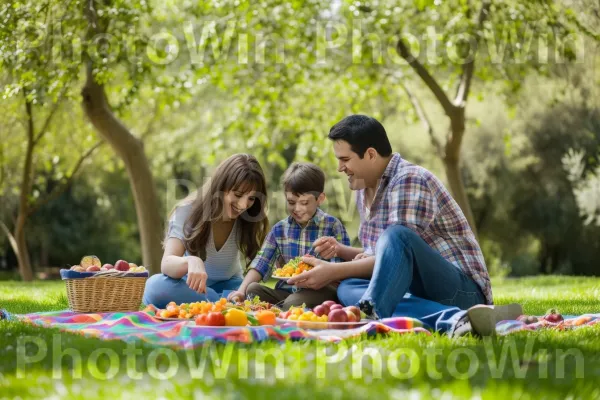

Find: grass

[1,276,600,399]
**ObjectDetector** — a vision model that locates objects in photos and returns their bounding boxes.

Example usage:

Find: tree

[0,2,102,280]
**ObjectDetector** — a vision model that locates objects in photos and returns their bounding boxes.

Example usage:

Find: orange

[256,310,276,326]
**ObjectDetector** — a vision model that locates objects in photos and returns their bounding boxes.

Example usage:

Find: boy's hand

[227,290,246,303]
[313,236,339,260]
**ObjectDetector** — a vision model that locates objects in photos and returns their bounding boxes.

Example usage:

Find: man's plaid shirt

[250,208,350,288]
[357,153,493,304]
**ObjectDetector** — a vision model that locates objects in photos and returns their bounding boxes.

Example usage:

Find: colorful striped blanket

[7,308,428,348]
[496,314,600,335]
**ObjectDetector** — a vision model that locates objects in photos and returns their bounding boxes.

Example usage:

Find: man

[288,115,521,336]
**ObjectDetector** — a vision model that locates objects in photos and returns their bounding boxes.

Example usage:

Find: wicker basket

[64,270,148,313]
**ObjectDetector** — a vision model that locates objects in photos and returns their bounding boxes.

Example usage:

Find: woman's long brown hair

[179,154,269,266]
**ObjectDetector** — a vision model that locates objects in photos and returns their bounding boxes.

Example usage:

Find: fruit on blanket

[328,309,348,323]
[544,309,564,323]
[517,315,539,324]
[345,306,361,320]
[102,264,114,270]
[322,300,337,308]
[345,308,359,322]
[329,304,343,311]
[80,255,101,269]
[256,310,276,326]
[86,265,101,272]
[195,314,208,326]
[115,260,130,271]
[279,310,291,319]
[313,305,329,317]
[225,309,248,326]
[206,312,226,326]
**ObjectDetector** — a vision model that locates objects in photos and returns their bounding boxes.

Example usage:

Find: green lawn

[1,276,600,399]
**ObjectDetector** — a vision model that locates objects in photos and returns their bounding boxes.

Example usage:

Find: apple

[322,300,337,308]
[329,304,343,311]
[313,305,329,317]
[328,309,348,323]
[115,260,130,271]
[102,263,114,270]
[70,265,82,271]
[128,263,138,270]
[86,265,101,272]
[345,308,359,322]
[345,306,361,320]
[544,308,564,323]
[72,266,85,272]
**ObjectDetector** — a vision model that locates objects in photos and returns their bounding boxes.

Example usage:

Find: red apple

[102,263,114,270]
[328,309,348,323]
[322,300,337,308]
[345,306,361,320]
[86,265,101,272]
[313,305,329,317]
[115,260,130,271]
[345,309,359,322]
[329,304,343,311]
[544,309,564,323]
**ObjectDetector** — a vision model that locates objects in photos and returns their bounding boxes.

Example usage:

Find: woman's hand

[186,256,208,294]
[312,236,339,260]
[227,290,246,303]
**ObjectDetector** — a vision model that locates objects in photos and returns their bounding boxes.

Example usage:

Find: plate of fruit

[277,301,368,330]
[272,256,313,279]
[155,299,278,327]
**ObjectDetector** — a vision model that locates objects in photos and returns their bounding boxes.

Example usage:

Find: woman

[143,154,269,308]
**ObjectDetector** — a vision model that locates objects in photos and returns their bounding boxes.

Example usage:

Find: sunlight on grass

[1,276,600,399]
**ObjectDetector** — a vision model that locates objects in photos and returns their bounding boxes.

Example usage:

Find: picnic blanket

[496,314,600,335]
[3,307,428,349]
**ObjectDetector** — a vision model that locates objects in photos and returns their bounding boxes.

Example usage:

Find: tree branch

[396,39,457,117]
[34,83,71,145]
[400,81,444,158]
[0,220,19,259]
[453,1,491,106]
[27,141,104,216]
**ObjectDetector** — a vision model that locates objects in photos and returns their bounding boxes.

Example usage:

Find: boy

[227,162,350,309]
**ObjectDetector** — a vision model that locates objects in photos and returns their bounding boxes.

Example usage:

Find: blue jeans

[142,274,243,309]
[338,279,465,333]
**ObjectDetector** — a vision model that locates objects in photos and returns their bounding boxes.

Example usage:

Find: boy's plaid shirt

[357,153,493,305]
[250,208,351,286]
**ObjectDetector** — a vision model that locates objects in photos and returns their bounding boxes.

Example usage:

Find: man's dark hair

[282,162,325,198]
[328,115,392,158]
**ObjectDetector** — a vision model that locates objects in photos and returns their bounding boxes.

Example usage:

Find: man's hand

[312,236,339,260]
[186,256,208,294]
[227,290,245,303]
[286,256,337,290]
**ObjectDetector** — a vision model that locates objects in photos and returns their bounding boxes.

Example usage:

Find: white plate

[276,317,369,330]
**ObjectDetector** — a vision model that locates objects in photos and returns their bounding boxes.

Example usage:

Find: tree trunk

[444,110,478,237]
[14,216,34,281]
[82,67,163,274]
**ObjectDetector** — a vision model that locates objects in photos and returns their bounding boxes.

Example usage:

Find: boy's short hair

[282,162,325,197]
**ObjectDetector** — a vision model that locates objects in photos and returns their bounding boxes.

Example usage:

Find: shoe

[449,303,523,338]
[467,303,523,337]
[358,300,380,320]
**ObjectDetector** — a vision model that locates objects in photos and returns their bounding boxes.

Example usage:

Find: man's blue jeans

[338,224,486,330]
[142,274,243,309]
